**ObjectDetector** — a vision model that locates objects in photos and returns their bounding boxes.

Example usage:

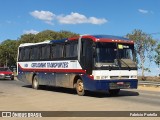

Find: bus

[17,35,138,96]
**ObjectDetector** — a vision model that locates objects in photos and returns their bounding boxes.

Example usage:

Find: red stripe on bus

[68,36,134,44]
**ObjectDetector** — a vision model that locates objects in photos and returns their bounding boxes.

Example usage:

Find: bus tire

[32,75,39,90]
[109,89,120,96]
[76,79,85,96]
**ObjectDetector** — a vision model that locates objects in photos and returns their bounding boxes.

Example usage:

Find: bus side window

[46,45,51,59]
[30,46,40,60]
[41,45,51,60]
[34,46,40,60]
[81,40,85,56]
[24,47,30,61]
[51,44,64,59]
[65,42,78,58]
[19,48,25,61]
[30,48,34,60]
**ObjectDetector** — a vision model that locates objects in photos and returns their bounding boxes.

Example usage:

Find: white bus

[17,35,138,96]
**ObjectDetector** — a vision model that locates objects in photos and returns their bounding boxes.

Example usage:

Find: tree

[18,30,79,43]
[58,30,79,39]
[32,30,79,43]
[18,33,36,44]
[33,30,58,42]
[126,29,156,77]
[0,39,18,67]
[155,43,160,67]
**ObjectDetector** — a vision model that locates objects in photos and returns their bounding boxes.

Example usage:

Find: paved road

[0,79,160,119]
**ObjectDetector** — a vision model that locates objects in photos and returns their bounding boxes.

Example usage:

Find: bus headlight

[101,76,109,79]
[95,76,100,80]
[95,76,109,80]
[94,76,109,80]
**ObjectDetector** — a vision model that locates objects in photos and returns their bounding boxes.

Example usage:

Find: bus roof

[19,40,51,47]
[92,35,129,40]
[67,34,133,44]
[19,35,133,47]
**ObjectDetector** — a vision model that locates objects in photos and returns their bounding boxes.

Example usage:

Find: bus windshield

[95,43,135,66]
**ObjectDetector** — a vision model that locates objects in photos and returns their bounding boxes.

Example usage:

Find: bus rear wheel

[76,79,85,96]
[109,89,120,96]
[32,75,39,89]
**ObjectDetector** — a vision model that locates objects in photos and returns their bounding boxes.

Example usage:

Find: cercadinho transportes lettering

[31,62,68,68]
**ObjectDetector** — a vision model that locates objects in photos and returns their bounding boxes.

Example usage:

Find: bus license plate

[109,82,130,89]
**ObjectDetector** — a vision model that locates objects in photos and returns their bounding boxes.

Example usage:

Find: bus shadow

[0,79,13,81]
[118,90,139,97]
[22,85,32,88]
[22,85,77,95]
[22,85,139,98]
[84,90,139,98]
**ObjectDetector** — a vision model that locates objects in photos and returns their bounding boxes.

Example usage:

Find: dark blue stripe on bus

[92,35,129,40]
[50,39,67,43]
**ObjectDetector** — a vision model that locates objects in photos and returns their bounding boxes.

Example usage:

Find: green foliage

[0,39,18,67]
[33,30,58,42]
[0,30,79,67]
[18,34,36,44]
[155,43,160,67]
[126,29,156,77]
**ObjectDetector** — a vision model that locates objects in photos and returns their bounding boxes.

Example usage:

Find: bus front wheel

[32,75,39,89]
[76,79,85,96]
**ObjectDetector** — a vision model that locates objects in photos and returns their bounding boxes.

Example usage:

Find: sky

[0,0,160,76]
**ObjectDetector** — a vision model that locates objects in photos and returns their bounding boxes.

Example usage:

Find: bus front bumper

[97,79,138,90]
[83,78,138,91]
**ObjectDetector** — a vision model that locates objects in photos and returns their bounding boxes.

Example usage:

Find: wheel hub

[78,82,83,92]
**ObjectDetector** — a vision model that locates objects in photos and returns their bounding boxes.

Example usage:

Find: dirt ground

[138,85,160,92]
[138,76,160,82]
[137,76,160,92]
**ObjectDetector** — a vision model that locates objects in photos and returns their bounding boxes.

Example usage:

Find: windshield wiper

[118,59,131,71]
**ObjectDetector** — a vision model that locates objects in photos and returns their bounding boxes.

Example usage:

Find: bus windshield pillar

[78,35,82,62]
